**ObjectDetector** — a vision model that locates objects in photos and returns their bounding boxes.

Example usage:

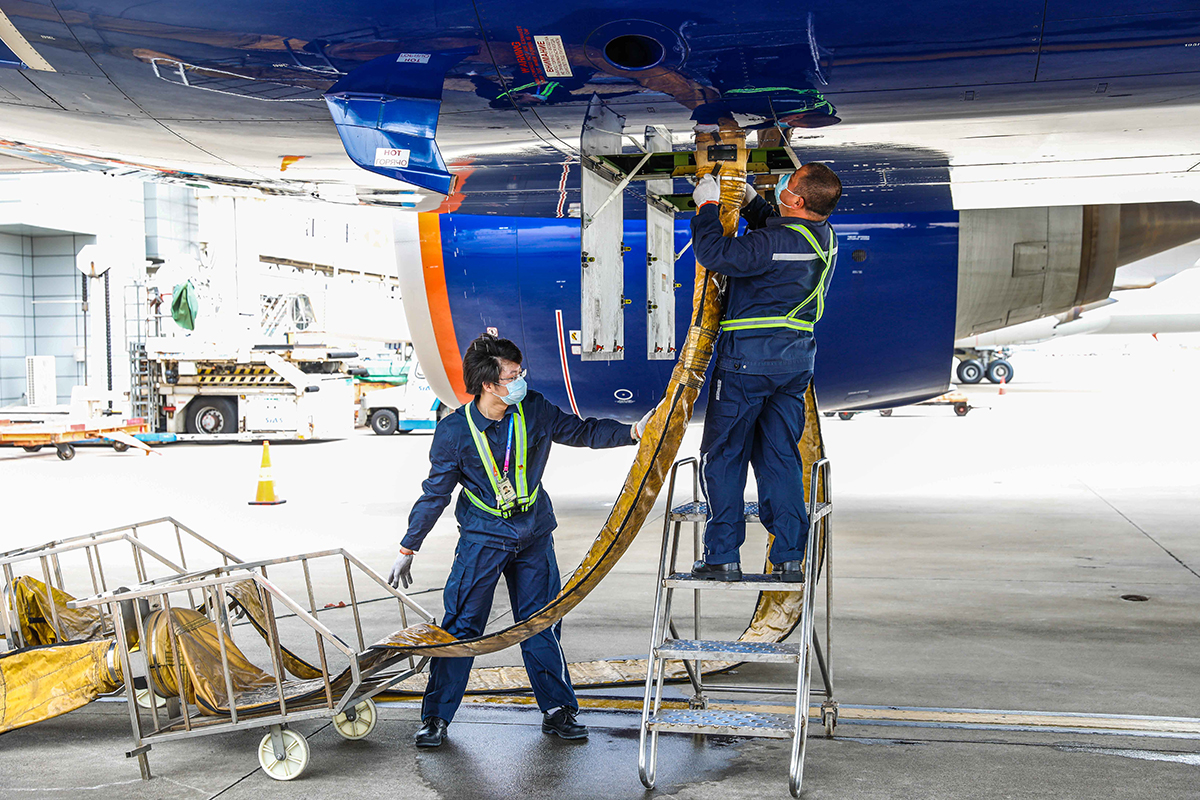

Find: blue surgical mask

[775,170,797,208]
[498,375,527,405]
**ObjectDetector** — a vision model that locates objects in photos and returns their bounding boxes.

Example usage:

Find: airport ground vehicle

[130,342,356,442]
[359,360,442,435]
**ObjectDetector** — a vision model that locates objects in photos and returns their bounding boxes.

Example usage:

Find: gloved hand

[387,550,414,589]
[692,174,720,208]
[742,181,759,207]
[632,408,656,441]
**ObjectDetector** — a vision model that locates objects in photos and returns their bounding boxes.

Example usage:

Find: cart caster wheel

[135,688,167,710]
[823,708,838,738]
[56,445,75,461]
[258,728,309,781]
[112,441,130,452]
[333,698,378,740]
[879,409,893,417]
[954,403,970,417]
[22,445,42,453]
[837,411,855,420]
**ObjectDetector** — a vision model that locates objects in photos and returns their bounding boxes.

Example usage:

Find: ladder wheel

[258,728,310,781]
[333,699,378,740]
[823,706,838,738]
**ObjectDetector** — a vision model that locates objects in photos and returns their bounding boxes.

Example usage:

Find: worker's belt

[464,400,538,519]
[720,224,837,333]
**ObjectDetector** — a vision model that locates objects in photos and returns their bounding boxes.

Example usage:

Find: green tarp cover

[171,281,198,330]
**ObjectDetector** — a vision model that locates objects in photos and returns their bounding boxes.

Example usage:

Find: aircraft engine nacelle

[956,203,1200,339]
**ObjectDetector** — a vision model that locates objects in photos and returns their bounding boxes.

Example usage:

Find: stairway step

[664,573,804,591]
[668,501,830,523]
[648,708,794,738]
[656,638,800,663]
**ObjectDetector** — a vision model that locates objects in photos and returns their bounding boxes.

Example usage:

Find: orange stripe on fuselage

[417,213,471,404]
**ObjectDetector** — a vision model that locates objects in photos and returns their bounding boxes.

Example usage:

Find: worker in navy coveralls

[386,333,653,748]
[688,163,842,583]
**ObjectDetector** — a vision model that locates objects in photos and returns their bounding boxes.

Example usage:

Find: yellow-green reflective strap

[464,401,537,515]
[720,224,836,332]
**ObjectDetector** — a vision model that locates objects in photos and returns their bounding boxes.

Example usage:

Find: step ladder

[638,456,835,798]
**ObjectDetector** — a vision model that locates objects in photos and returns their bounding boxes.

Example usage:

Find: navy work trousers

[421,535,577,723]
[699,367,814,566]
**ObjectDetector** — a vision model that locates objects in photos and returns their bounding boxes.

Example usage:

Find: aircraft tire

[985,360,1013,384]
[956,359,984,384]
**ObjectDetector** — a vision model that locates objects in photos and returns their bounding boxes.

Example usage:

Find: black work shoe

[542,707,588,740]
[414,717,449,747]
[776,560,805,583]
[691,560,742,581]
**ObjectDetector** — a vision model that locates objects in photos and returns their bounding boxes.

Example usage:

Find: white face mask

[492,375,527,405]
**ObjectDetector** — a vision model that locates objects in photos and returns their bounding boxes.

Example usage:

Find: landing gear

[955,348,1014,385]
[985,359,1013,384]
[956,359,983,384]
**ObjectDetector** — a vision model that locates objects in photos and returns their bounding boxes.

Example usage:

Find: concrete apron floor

[1,340,1199,797]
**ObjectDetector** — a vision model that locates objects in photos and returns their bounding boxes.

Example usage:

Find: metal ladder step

[648,708,794,739]
[668,501,831,523]
[664,573,805,592]
[657,639,799,663]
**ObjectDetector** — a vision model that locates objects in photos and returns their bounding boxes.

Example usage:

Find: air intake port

[604,34,664,70]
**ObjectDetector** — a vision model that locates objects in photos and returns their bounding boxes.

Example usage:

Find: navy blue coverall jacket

[690,195,837,566]
[403,389,633,722]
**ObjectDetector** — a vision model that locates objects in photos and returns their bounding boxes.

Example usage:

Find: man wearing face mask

[386,333,650,748]
[687,163,842,583]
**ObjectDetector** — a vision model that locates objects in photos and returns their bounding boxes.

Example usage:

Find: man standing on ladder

[688,163,843,582]
[385,333,652,748]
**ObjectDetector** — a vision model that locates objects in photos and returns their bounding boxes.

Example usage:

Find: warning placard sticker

[534,35,572,78]
[374,148,411,168]
[396,53,431,64]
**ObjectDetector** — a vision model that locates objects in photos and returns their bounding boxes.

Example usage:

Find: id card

[497,477,518,507]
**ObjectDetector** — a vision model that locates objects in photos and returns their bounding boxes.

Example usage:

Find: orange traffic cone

[249,440,286,505]
[998,375,1007,396]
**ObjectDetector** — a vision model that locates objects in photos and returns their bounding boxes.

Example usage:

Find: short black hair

[791,162,842,218]
[463,333,523,396]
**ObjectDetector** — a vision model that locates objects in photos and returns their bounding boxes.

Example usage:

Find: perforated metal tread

[667,501,831,523]
[668,501,758,522]
[648,708,794,738]
[665,573,804,591]
[656,639,799,663]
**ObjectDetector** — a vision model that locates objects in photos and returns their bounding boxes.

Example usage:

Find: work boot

[542,707,588,740]
[414,717,449,747]
[690,560,742,581]
[776,560,805,583]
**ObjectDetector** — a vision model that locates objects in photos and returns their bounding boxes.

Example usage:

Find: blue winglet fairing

[324,48,475,196]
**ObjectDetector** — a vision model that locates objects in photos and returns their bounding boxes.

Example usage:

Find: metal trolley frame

[1,517,241,652]
[69,549,434,781]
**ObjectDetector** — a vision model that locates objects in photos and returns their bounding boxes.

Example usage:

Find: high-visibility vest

[718,224,837,333]
[463,402,539,519]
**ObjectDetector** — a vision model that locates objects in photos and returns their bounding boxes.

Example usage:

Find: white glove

[632,408,655,441]
[692,174,720,208]
[387,551,414,589]
[742,181,759,207]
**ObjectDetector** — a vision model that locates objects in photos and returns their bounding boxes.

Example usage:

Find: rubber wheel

[954,403,970,417]
[333,699,378,740]
[56,445,75,461]
[823,707,838,738]
[22,445,41,453]
[956,359,983,384]
[837,412,855,420]
[822,411,835,418]
[370,409,398,436]
[986,360,1013,384]
[185,396,237,435]
[258,728,309,781]
[112,441,130,452]
[879,409,893,417]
